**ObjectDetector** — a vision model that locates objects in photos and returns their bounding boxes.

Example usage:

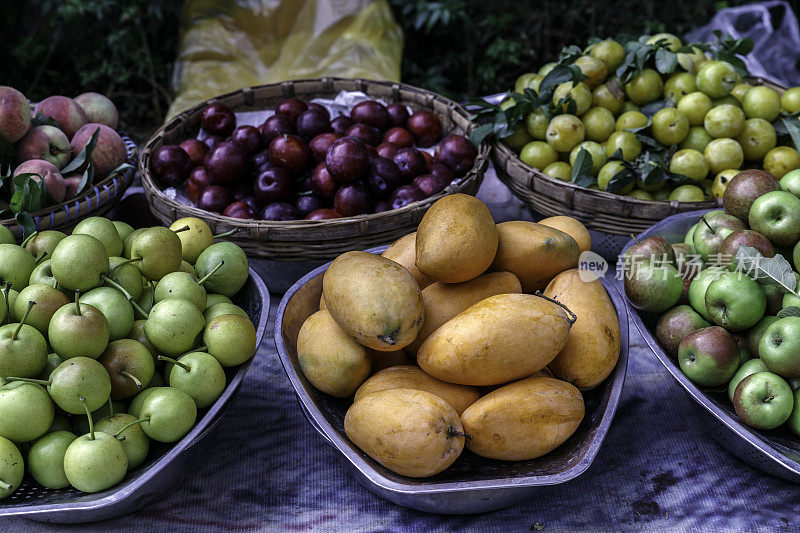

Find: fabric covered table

[5,174,799,531]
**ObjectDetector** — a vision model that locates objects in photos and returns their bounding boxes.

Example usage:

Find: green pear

[180,261,197,276]
[131,227,182,281]
[48,295,110,360]
[139,387,197,443]
[105,257,144,301]
[128,387,164,419]
[72,399,127,436]
[203,303,247,327]
[0,381,54,442]
[144,298,204,356]
[170,217,213,264]
[128,319,157,357]
[195,242,249,297]
[122,228,144,259]
[112,221,135,244]
[24,230,66,262]
[164,351,226,408]
[51,235,110,292]
[28,430,77,489]
[38,352,63,380]
[47,414,72,433]
[0,244,35,291]
[154,272,207,311]
[73,217,123,257]
[12,283,69,334]
[135,281,155,319]
[0,225,14,245]
[63,431,128,493]
[205,294,232,309]
[204,314,257,367]
[0,303,48,379]
[98,339,154,400]
[0,436,23,500]
[95,413,149,469]
[48,357,112,414]
[81,287,134,341]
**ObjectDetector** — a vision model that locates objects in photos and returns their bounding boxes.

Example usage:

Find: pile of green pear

[503,32,800,201]
[0,215,257,498]
[624,167,800,434]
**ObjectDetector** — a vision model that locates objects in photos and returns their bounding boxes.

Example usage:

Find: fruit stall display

[0,215,263,503]
[141,78,489,261]
[0,87,137,238]
[276,194,624,494]
[623,168,800,442]
[482,32,800,236]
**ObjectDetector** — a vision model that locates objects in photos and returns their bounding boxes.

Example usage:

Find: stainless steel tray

[0,268,270,523]
[274,247,629,514]
[623,211,800,482]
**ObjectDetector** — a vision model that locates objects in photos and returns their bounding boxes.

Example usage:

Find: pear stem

[0,480,11,491]
[108,397,114,417]
[75,290,82,317]
[3,377,50,386]
[35,251,48,265]
[20,231,38,249]
[80,396,95,441]
[113,417,149,440]
[110,257,143,273]
[173,225,191,234]
[101,275,149,318]
[2,283,10,324]
[214,229,236,239]
[699,214,715,234]
[120,370,142,389]
[13,301,35,340]
[157,355,190,372]
[196,261,224,286]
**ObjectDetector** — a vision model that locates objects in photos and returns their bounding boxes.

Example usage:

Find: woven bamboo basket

[140,78,489,261]
[1,135,138,239]
[491,77,788,236]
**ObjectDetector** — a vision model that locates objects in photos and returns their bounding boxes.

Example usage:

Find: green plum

[763,146,800,179]
[734,371,793,430]
[552,82,592,115]
[592,83,624,115]
[0,381,54,443]
[204,314,257,367]
[696,60,737,98]
[669,149,708,182]
[615,111,648,131]
[677,92,712,126]
[704,138,743,174]
[28,430,77,489]
[663,72,696,103]
[546,114,585,152]
[605,130,642,161]
[652,107,689,145]
[589,40,625,71]
[195,242,249,298]
[0,436,23,500]
[139,387,197,443]
[51,235,110,292]
[525,110,548,140]
[625,68,663,105]
[736,118,776,161]
[0,244,35,292]
[703,104,745,138]
[679,126,713,153]
[581,106,615,142]
[543,162,572,181]
[742,86,781,121]
[519,141,558,170]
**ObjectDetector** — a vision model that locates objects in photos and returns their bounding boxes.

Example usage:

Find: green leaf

[606,168,634,193]
[14,212,35,240]
[735,246,798,294]
[778,306,800,319]
[654,49,677,74]
[779,116,800,153]
[61,128,100,175]
[75,164,96,197]
[470,123,494,146]
[30,112,61,129]
[539,64,586,95]
[570,149,594,182]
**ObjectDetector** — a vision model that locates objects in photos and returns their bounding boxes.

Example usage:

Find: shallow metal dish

[0,268,270,523]
[623,211,800,482]
[274,247,629,514]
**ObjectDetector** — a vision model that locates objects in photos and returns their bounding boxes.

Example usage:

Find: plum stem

[120,370,142,389]
[157,355,190,372]
[13,301,35,340]
[214,229,236,239]
[196,261,224,286]
[80,396,95,441]
[113,417,149,440]
[534,291,578,326]
[20,231,38,249]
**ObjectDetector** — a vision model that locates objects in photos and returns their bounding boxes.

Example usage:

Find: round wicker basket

[491,77,788,236]
[140,78,489,261]
[2,135,138,239]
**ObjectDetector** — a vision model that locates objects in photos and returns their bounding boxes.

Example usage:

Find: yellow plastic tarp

[167,0,403,119]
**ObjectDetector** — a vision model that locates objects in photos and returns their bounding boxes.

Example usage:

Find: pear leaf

[735,246,798,294]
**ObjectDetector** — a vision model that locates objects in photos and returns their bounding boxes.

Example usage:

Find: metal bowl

[274,247,629,514]
[623,210,800,482]
[0,268,270,523]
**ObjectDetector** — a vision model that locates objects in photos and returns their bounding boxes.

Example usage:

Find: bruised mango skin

[461,375,585,461]
[538,216,592,253]
[406,271,522,356]
[344,388,465,477]
[490,221,580,292]
[354,365,480,415]
[544,269,621,390]
[323,251,424,351]
[417,293,572,386]
[382,233,435,289]
[415,194,498,283]
[297,310,370,397]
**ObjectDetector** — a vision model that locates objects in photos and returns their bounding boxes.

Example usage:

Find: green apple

[545,114,585,152]
[747,315,780,357]
[696,60,737,98]
[625,68,663,105]
[705,271,766,330]
[519,141,558,170]
[733,371,793,429]
[735,118,776,161]
[542,162,572,182]
[615,111,648,132]
[623,262,682,313]
[703,104,745,138]
[685,223,698,245]
[678,325,740,387]
[741,86,781,121]
[582,107,616,142]
[763,146,800,180]
[624,236,676,265]
[652,107,689,145]
[781,87,800,115]
[679,126,713,153]
[760,316,800,377]
[605,131,641,161]
[728,358,768,402]
[787,387,800,436]
[748,191,800,247]
[721,169,781,221]
[688,266,728,321]
[677,92,713,126]
[704,138,743,174]
[668,185,705,202]
[780,169,800,199]
[669,149,708,182]
[656,304,711,357]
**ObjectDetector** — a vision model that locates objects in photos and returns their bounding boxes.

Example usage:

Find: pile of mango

[295,194,622,477]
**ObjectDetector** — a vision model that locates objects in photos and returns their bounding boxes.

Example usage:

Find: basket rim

[139,77,489,232]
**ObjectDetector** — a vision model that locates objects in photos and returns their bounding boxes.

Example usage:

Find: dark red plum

[269,134,311,175]
[393,148,427,181]
[260,202,300,221]
[203,135,224,151]
[204,141,248,185]
[386,103,410,127]
[436,134,477,175]
[331,116,355,136]
[151,145,192,187]
[179,139,209,168]
[197,185,231,213]
[275,98,307,121]
[334,182,371,216]
[294,194,323,216]
[373,199,391,213]
[260,114,296,144]
[390,184,426,209]
[187,167,212,203]
[350,100,391,131]
[309,132,341,162]
[310,163,339,200]
[230,125,263,154]
[296,109,332,140]
[383,127,414,148]
[365,157,403,198]
[200,103,236,136]
[307,103,330,119]
[345,123,381,146]
[223,201,257,219]
[254,166,293,204]
[376,142,399,159]
[427,162,455,181]
[240,196,260,211]
[407,109,443,147]
[305,208,342,220]
[421,150,434,167]
[413,174,449,197]
[326,137,370,183]
[251,148,271,169]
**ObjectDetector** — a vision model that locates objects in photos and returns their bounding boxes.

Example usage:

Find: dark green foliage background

[2,0,755,140]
